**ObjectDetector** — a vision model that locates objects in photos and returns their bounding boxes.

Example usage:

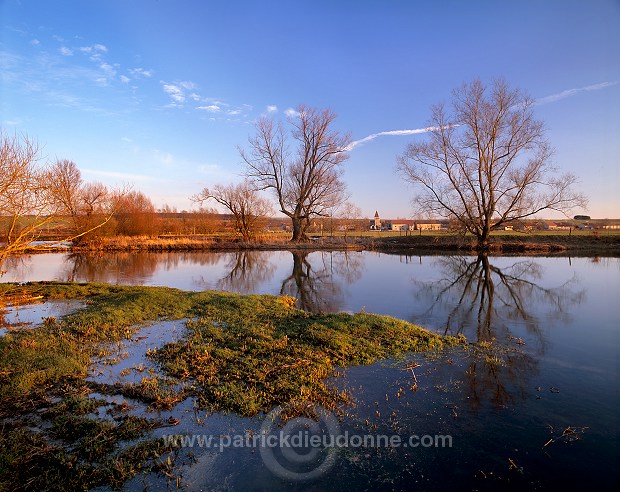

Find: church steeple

[373,211,381,230]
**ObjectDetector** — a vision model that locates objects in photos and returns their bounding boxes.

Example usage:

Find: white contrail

[346,127,440,151]
[535,81,618,105]
[346,81,617,151]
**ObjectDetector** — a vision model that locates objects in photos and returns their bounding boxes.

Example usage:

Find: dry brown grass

[70,234,367,252]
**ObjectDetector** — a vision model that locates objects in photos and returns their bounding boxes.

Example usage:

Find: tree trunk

[478,225,491,251]
[478,254,494,341]
[291,217,309,242]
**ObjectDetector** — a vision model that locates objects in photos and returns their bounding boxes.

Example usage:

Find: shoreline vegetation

[0,282,463,490]
[25,231,620,256]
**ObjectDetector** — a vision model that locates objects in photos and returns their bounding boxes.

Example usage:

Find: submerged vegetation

[0,281,461,490]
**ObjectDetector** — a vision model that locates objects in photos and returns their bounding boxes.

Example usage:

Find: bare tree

[240,105,350,241]
[1,132,51,264]
[335,201,362,242]
[397,79,587,250]
[1,131,119,271]
[191,181,273,241]
[49,159,82,218]
[47,160,116,242]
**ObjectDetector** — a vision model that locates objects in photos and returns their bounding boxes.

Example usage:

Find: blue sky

[1,0,619,219]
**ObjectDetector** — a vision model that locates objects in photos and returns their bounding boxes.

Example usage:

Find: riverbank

[0,282,463,490]
[372,232,620,255]
[61,232,620,256]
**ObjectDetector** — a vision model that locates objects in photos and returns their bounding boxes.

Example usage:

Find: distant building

[369,211,446,232]
[391,223,410,232]
[547,222,572,231]
[532,220,549,231]
[370,211,392,230]
[414,221,445,231]
[370,211,382,230]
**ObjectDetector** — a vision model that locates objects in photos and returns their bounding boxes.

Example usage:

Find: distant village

[363,211,620,233]
[269,211,620,234]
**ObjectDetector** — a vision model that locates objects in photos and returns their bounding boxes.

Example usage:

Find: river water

[2,251,618,490]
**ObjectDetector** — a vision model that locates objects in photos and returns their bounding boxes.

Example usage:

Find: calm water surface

[2,251,619,490]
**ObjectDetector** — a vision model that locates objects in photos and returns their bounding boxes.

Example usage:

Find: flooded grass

[152,300,462,416]
[0,281,462,490]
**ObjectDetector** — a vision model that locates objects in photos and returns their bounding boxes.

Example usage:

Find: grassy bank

[0,282,461,490]
[372,231,620,255]
[55,230,620,255]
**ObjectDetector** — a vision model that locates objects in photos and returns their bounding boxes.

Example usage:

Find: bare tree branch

[191,181,273,241]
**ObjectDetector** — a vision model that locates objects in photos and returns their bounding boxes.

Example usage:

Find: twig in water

[543,425,589,448]
[403,362,421,384]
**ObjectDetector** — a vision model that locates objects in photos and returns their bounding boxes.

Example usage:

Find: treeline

[1,132,213,267]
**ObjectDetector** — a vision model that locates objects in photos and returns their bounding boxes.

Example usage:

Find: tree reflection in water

[56,251,365,312]
[0,254,29,281]
[413,254,585,408]
[279,251,363,313]
[61,252,224,284]
[216,251,277,293]
[416,254,585,344]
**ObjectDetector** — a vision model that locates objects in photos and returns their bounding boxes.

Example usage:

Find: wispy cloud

[284,107,300,118]
[197,104,221,112]
[346,127,441,151]
[79,44,108,55]
[266,105,278,113]
[161,81,199,106]
[535,81,618,105]
[55,42,119,85]
[129,67,153,78]
[98,62,116,77]
[0,47,123,114]
[160,81,251,120]
[1,36,151,113]
[162,82,187,104]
